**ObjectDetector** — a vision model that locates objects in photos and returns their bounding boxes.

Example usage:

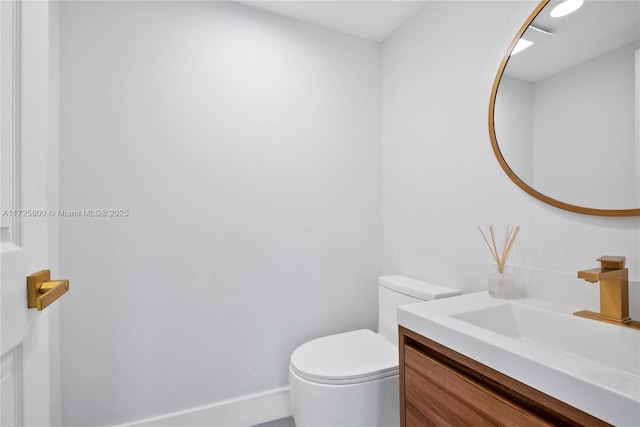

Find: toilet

[289,275,460,426]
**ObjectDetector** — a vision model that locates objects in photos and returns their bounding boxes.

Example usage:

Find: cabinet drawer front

[405,345,551,426]
[405,366,496,426]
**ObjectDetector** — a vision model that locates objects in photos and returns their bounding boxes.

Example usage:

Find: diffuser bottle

[488,268,516,299]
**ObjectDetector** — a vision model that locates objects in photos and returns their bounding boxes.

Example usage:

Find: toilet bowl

[289,275,460,426]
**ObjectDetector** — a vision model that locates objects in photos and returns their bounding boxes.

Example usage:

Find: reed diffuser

[479,225,520,298]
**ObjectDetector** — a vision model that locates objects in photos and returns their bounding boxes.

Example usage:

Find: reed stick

[478,227,500,266]
[478,224,520,273]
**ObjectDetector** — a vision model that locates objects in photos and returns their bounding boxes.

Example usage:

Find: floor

[253,417,295,427]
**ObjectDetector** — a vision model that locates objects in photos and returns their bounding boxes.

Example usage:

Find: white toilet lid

[290,329,398,385]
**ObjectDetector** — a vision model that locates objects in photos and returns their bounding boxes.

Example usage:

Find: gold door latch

[27,270,69,311]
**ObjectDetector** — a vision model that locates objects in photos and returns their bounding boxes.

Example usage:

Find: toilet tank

[377,275,460,345]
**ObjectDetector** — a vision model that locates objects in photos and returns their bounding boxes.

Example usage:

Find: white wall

[381,1,639,311]
[59,2,381,425]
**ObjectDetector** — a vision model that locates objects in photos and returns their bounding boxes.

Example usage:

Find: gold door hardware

[27,270,69,311]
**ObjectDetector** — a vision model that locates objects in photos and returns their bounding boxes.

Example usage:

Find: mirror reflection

[494,0,639,212]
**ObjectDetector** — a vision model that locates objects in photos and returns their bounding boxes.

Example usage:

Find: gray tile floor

[252,416,295,427]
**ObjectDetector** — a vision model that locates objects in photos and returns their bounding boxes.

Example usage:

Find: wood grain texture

[399,326,611,427]
[405,348,550,426]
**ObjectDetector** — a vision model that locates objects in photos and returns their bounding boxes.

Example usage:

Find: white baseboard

[116,387,292,427]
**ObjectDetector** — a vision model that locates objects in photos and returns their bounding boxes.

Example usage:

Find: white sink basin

[397,292,640,426]
[453,302,640,376]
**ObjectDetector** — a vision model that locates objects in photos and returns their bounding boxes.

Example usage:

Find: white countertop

[397,291,640,426]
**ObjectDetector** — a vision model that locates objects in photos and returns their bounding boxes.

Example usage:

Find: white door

[636,48,639,207]
[1,1,55,425]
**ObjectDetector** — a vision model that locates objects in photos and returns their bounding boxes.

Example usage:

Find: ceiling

[236,1,639,81]
[237,1,426,42]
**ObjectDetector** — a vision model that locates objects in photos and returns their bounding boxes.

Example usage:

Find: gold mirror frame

[488,0,640,217]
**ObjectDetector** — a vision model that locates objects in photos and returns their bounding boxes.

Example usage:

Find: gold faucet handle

[597,256,626,269]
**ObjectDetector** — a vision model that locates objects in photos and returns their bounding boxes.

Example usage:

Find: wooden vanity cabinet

[399,326,610,427]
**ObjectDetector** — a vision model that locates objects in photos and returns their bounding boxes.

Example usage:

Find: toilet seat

[290,329,398,385]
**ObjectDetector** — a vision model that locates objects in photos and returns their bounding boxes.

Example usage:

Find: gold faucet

[575,256,640,330]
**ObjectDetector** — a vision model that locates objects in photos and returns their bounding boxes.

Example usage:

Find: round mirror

[489,0,640,216]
